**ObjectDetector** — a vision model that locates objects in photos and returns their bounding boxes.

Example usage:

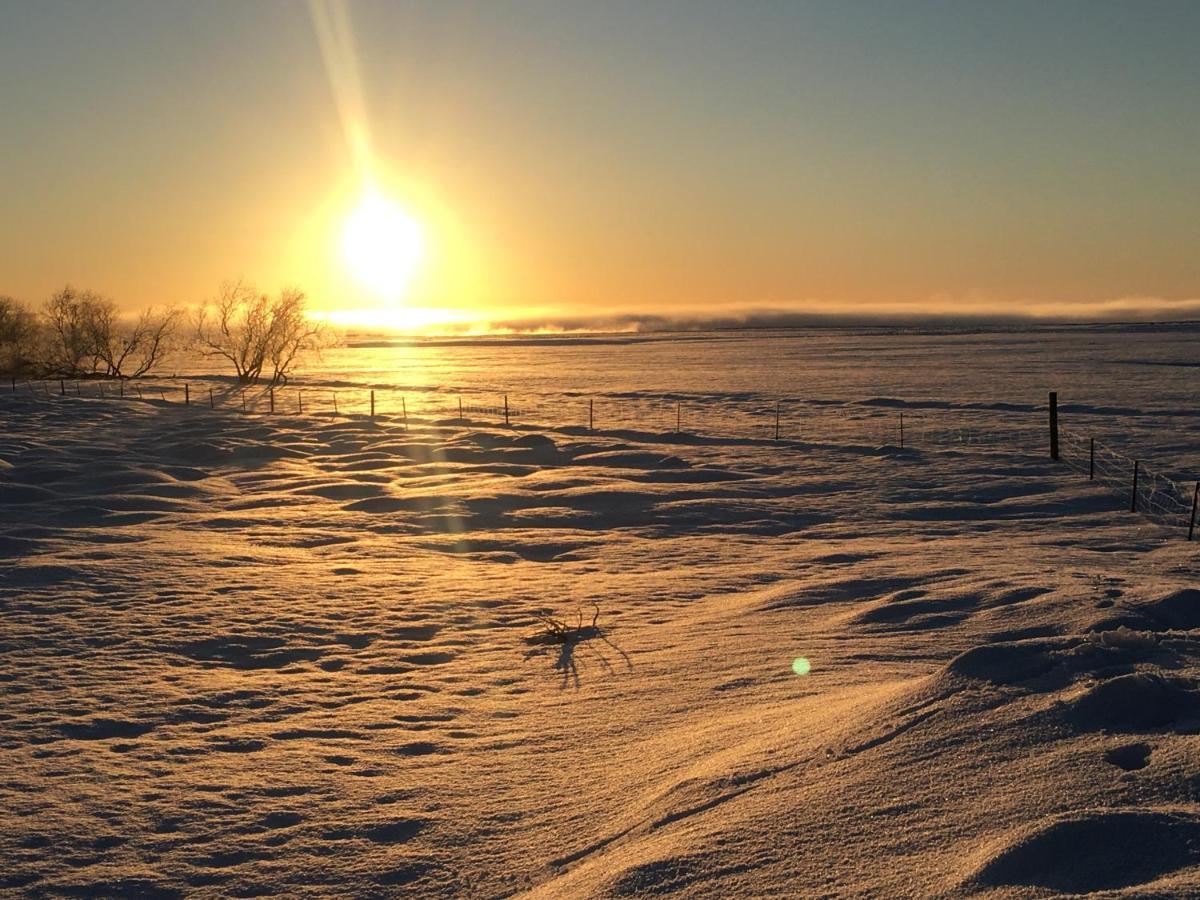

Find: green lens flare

[792,657,811,676]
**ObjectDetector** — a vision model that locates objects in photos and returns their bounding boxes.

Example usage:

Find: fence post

[504,394,509,426]
[209,388,215,409]
[241,391,246,413]
[402,396,408,431]
[297,390,303,414]
[1089,438,1095,480]
[98,382,105,399]
[184,383,189,406]
[676,402,681,433]
[1048,391,1059,460]
[370,389,375,419]
[458,396,463,420]
[269,388,274,414]
[589,398,594,431]
[333,392,338,415]
[1190,482,1199,541]
[119,380,124,398]
[75,381,80,396]
[59,379,65,396]
[1130,460,1139,512]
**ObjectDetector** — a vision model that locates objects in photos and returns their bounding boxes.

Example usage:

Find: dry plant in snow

[526,602,602,646]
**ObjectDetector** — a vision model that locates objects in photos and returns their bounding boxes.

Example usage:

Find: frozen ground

[3,329,1200,897]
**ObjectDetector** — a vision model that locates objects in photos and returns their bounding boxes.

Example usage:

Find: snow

[3,328,1200,897]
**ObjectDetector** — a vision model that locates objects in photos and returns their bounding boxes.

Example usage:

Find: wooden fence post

[241,391,246,412]
[458,396,463,419]
[333,392,338,415]
[297,390,303,414]
[59,379,65,395]
[1130,460,1139,512]
[1048,391,1059,460]
[370,390,375,419]
[119,380,124,398]
[402,396,408,431]
[589,398,594,431]
[269,388,274,414]
[184,383,189,406]
[1190,482,1199,541]
[1089,438,1095,480]
[504,394,509,426]
[676,402,681,433]
[209,388,214,409]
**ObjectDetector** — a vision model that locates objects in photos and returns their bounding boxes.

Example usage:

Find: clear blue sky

[1,0,1197,324]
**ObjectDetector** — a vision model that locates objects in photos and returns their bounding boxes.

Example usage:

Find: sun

[341,189,425,298]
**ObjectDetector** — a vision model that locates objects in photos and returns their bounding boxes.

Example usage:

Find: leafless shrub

[38,286,180,378]
[194,281,328,386]
[90,304,182,378]
[0,296,39,377]
[42,286,107,376]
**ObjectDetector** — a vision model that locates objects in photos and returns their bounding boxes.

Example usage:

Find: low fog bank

[344,307,1200,346]
[528,309,1200,334]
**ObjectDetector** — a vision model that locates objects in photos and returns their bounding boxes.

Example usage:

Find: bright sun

[341,190,425,298]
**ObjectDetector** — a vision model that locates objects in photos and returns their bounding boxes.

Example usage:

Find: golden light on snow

[341,189,425,300]
[792,657,812,677]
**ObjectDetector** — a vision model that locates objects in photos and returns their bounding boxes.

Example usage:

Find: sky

[1,0,1198,330]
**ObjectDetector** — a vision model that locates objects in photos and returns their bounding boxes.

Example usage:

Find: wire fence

[8,377,1047,448]
[1059,428,1198,534]
[5,376,1197,541]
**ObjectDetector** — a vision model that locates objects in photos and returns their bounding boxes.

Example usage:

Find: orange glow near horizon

[3,3,1199,329]
[315,304,468,332]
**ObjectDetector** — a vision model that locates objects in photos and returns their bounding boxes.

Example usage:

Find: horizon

[6,6,1200,894]
[2,0,1199,331]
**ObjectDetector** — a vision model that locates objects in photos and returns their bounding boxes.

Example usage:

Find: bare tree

[43,286,106,376]
[195,281,326,385]
[263,288,326,386]
[90,305,181,378]
[0,296,39,377]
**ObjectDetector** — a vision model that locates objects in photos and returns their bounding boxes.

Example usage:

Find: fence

[7,377,1042,445]
[1059,428,1198,537]
[5,378,1197,541]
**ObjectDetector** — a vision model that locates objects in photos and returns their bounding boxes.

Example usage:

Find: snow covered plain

[3,327,1200,897]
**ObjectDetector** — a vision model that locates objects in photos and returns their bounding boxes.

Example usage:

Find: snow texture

[3,329,1200,897]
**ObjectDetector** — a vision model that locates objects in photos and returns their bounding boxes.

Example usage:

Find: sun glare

[341,190,425,299]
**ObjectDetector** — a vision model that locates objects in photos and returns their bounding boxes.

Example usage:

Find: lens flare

[792,657,812,676]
